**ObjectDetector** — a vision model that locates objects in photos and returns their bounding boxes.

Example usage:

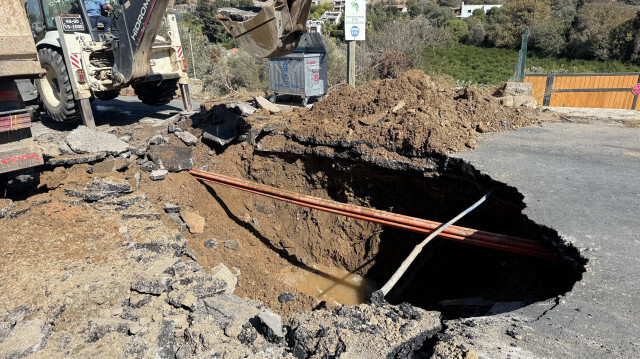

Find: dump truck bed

[0,0,46,79]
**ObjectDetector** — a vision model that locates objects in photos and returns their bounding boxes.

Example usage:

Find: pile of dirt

[252,70,538,155]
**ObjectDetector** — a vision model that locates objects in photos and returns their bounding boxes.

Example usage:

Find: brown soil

[246,70,540,155]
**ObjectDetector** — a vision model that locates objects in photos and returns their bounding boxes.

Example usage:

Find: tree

[445,19,469,42]
[567,2,636,60]
[471,8,486,24]
[529,18,567,57]
[463,17,486,45]
[486,0,551,49]
[309,2,333,19]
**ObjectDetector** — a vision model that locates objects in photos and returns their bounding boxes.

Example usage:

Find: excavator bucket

[217,0,312,58]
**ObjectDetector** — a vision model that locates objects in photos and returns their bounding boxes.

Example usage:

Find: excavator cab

[217,0,312,58]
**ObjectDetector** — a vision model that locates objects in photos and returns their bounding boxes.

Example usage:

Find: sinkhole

[205,148,586,319]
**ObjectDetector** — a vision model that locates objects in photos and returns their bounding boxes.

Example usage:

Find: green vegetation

[421,45,640,84]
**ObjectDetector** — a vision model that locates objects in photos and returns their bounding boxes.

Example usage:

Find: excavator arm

[217,0,312,58]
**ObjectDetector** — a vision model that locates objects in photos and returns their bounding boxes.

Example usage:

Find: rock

[130,276,171,295]
[0,319,51,359]
[204,238,218,249]
[92,158,131,173]
[475,123,489,133]
[147,145,193,172]
[392,101,406,113]
[119,134,133,143]
[290,303,441,358]
[163,203,181,213]
[278,292,294,303]
[139,159,158,172]
[226,101,257,117]
[169,213,188,232]
[497,96,514,107]
[255,96,281,114]
[93,177,133,193]
[47,152,107,166]
[199,106,238,147]
[501,81,533,97]
[174,131,198,146]
[210,263,237,294]
[157,321,176,359]
[66,126,129,155]
[180,210,205,234]
[237,322,258,345]
[184,247,198,261]
[38,143,60,158]
[256,310,285,343]
[128,322,146,335]
[88,318,132,342]
[149,169,169,181]
[61,272,72,281]
[224,239,239,251]
[57,141,75,155]
[512,95,537,109]
[147,134,167,146]
[0,199,14,219]
[134,172,141,188]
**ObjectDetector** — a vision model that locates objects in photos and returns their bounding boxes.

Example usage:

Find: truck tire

[133,80,178,106]
[94,89,120,101]
[35,48,81,122]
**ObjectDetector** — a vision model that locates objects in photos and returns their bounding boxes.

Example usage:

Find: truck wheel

[35,48,81,122]
[94,89,120,101]
[133,80,178,106]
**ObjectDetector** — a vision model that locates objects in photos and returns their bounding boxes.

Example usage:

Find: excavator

[0,0,311,174]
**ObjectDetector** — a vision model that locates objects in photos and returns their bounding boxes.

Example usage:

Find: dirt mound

[266,70,538,155]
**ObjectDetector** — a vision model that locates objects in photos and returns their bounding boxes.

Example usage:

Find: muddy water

[279,264,377,306]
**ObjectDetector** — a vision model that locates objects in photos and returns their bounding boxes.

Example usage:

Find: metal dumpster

[268,32,328,106]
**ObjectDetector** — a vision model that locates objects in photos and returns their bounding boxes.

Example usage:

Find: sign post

[344,0,366,87]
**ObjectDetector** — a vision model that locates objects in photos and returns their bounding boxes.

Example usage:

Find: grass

[420,45,640,85]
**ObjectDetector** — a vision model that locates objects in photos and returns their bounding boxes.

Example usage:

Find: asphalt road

[453,121,640,358]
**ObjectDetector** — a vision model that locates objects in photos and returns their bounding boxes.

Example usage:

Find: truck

[25,0,192,128]
[0,0,45,175]
[23,0,312,129]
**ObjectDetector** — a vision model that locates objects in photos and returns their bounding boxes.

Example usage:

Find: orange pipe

[190,169,554,259]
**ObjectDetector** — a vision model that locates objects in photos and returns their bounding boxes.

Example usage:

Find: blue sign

[350,26,360,37]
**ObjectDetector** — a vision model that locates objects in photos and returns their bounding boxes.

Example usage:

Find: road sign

[345,0,366,41]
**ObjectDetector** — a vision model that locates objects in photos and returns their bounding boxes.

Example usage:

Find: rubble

[147,145,194,172]
[175,131,198,146]
[149,169,169,181]
[65,126,129,155]
[255,96,281,114]
[0,199,13,219]
[180,210,205,234]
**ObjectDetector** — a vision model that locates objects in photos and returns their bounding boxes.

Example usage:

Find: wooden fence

[523,73,640,110]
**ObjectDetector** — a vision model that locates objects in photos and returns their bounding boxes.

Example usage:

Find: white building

[332,0,346,12]
[457,2,502,18]
[320,11,341,24]
[306,19,324,33]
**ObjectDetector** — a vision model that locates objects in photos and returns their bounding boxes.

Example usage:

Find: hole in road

[226,151,586,319]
